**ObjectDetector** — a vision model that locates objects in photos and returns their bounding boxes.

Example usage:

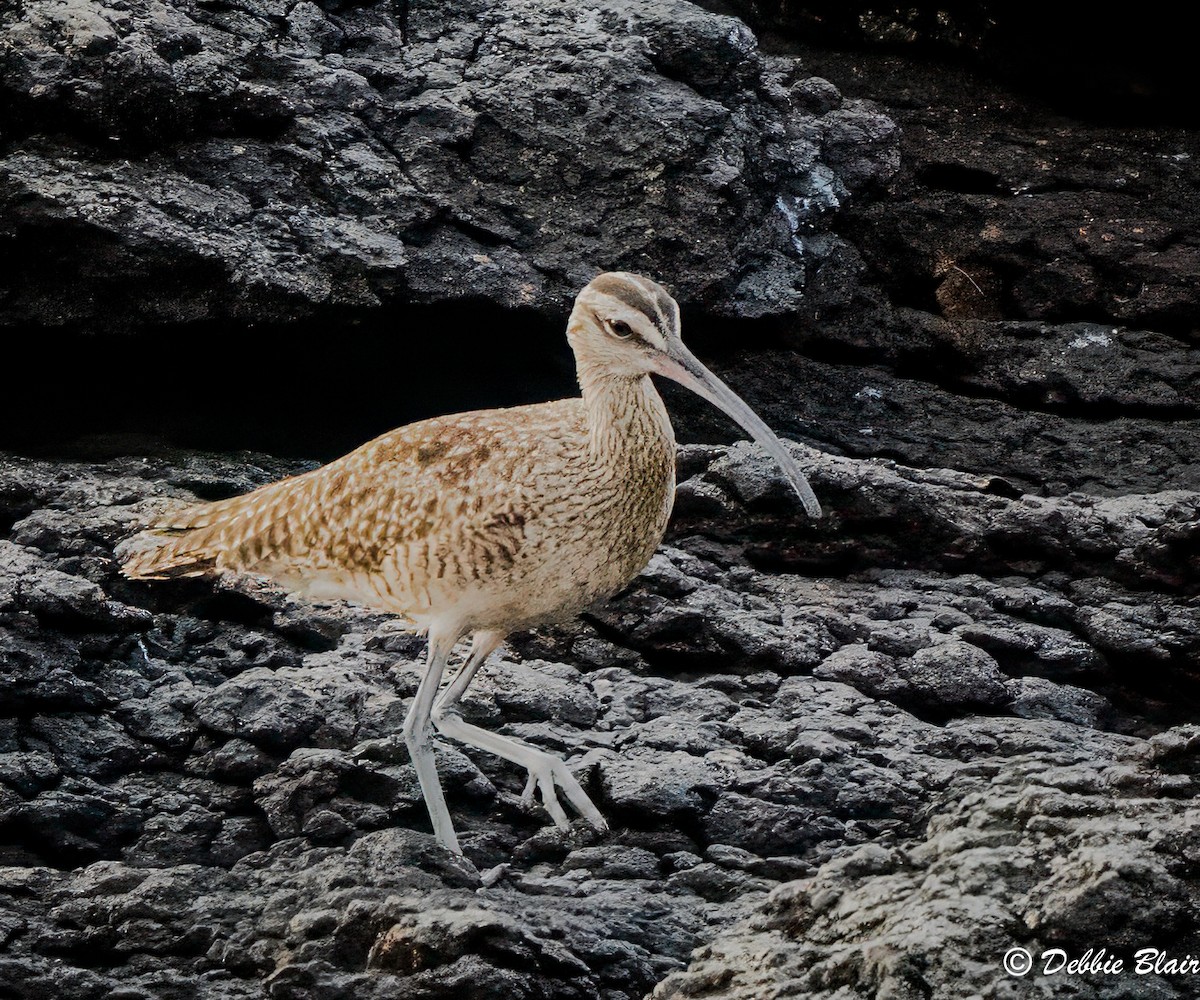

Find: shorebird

[120,272,821,854]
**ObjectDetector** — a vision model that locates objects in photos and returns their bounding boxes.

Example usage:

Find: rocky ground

[1,1,1199,999]
[2,441,1195,1000]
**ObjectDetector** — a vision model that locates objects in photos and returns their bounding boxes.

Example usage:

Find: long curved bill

[651,345,823,519]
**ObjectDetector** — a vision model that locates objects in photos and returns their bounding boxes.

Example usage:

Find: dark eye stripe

[653,288,677,336]
[589,273,678,343]
[592,276,658,323]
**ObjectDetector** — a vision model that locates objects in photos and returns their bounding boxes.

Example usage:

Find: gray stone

[1,9,1198,994]
[655,724,1199,999]
[598,747,732,817]
[0,0,899,330]
[194,668,324,750]
[563,845,662,880]
[1007,676,1110,728]
[900,640,1010,710]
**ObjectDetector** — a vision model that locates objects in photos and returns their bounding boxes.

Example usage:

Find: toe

[520,771,537,807]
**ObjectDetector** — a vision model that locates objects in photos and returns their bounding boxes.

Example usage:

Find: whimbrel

[120,273,821,854]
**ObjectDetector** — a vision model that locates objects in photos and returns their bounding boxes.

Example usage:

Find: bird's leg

[402,627,463,854]
[432,631,607,834]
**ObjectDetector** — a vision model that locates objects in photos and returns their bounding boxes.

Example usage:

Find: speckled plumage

[124,384,675,634]
[121,272,819,854]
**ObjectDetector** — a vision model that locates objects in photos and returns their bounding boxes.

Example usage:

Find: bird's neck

[579,369,676,468]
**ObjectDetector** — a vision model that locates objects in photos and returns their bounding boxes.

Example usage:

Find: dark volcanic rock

[728,41,1200,502]
[685,350,1200,499]
[708,1,1196,123]
[0,3,1198,999]
[654,723,1200,999]
[672,440,1200,594]
[2,444,1197,997]
[0,0,897,330]
[657,37,1200,505]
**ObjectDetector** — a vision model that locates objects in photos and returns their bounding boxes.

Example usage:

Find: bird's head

[568,271,822,518]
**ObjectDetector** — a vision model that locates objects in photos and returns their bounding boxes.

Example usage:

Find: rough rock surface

[707,0,1194,122]
[1,1,1198,998]
[1,441,1197,998]
[654,723,1200,999]
[0,0,897,327]
[667,34,1200,503]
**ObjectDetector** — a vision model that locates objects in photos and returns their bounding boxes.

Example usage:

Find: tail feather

[117,493,255,581]
[119,464,329,582]
[118,532,218,580]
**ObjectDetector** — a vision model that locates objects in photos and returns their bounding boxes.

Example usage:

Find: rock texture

[0,0,897,328]
[1,1,1198,998]
[668,32,1200,503]
[1,439,1197,998]
[654,723,1200,999]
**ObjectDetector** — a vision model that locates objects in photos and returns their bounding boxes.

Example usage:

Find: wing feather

[118,400,582,588]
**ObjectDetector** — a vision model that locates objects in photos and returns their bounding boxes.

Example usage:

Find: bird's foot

[519,755,608,833]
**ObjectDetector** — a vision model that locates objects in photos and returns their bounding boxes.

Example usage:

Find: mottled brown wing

[119,401,578,582]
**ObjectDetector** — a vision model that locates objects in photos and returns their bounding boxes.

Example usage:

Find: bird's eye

[607,319,634,340]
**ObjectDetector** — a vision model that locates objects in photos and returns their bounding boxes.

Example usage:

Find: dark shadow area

[700,0,1200,127]
[0,305,808,461]
[0,300,579,461]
